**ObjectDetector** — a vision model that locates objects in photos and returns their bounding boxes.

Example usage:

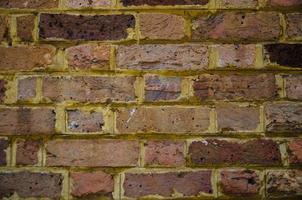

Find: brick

[42,76,136,103]
[67,109,104,133]
[0,108,56,135]
[71,171,114,198]
[193,74,277,101]
[0,138,8,166]
[116,107,210,134]
[121,0,209,6]
[66,44,110,70]
[123,171,212,198]
[0,15,9,42]
[265,103,302,133]
[264,44,302,68]
[0,79,6,103]
[216,45,256,68]
[17,77,37,101]
[39,14,135,41]
[217,0,257,8]
[268,0,302,7]
[0,0,59,8]
[116,44,208,70]
[220,170,260,196]
[16,140,40,165]
[0,171,63,199]
[65,0,111,8]
[46,139,139,167]
[192,12,280,42]
[145,75,181,102]
[286,13,302,40]
[267,170,302,197]
[288,139,302,164]
[0,45,55,71]
[216,104,260,132]
[139,13,185,40]
[17,15,35,42]
[144,140,185,167]
[285,75,302,100]
[189,139,281,166]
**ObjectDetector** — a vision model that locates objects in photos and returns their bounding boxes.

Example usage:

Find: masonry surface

[0,0,302,199]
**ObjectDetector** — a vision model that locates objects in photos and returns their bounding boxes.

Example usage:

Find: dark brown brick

[0,15,9,42]
[0,79,6,103]
[189,139,281,166]
[39,14,135,41]
[0,0,59,8]
[17,15,35,42]
[16,140,40,165]
[286,13,302,40]
[264,44,302,68]
[0,171,63,199]
[121,0,209,6]
[0,138,8,166]
[123,171,212,198]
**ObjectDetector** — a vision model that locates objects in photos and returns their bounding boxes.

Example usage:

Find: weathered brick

[265,103,302,133]
[193,74,277,101]
[123,171,212,198]
[67,109,104,133]
[16,140,40,165]
[220,170,260,196]
[0,15,9,42]
[285,75,302,100]
[139,13,185,40]
[144,140,185,167]
[42,76,136,103]
[286,13,302,40]
[0,0,59,8]
[46,139,139,167]
[65,0,111,8]
[0,138,8,166]
[18,77,37,101]
[0,45,55,71]
[268,0,302,7]
[66,44,110,70]
[0,108,56,135]
[267,170,302,197]
[192,12,280,42]
[216,104,260,132]
[0,79,6,103]
[39,14,135,41]
[116,107,210,134]
[288,139,302,164]
[217,0,257,8]
[0,171,63,199]
[121,0,209,6]
[71,171,114,198]
[264,44,302,68]
[145,75,181,102]
[189,139,281,166]
[17,15,35,42]
[116,44,208,70]
[215,45,256,68]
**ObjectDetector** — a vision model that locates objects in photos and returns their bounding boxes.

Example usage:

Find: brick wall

[0,0,301,199]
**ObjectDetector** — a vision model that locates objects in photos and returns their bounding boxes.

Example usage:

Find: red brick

[216,104,260,132]
[0,0,59,8]
[39,14,135,41]
[265,103,302,133]
[42,76,136,103]
[16,15,35,42]
[192,12,280,42]
[0,45,55,71]
[0,79,6,103]
[267,170,302,197]
[66,44,110,70]
[46,139,139,167]
[121,0,209,6]
[0,138,8,166]
[67,109,104,133]
[139,13,185,40]
[116,44,208,70]
[285,75,302,100]
[0,171,63,199]
[193,74,277,101]
[220,170,261,196]
[215,45,256,68]
[189,139,281,166]
[144,140,185,167]
[17,77,37,101]
[286,13,302,40]
[16,140,40,165]
[71,171,114,198]
[145,75,181,102]
[268,0,302,7]
[123,171,212,198]
[288,139,302,164]
[217,0,257,7]
[0,15,10,42]
[65,0,111,8]
[0,108,56,135]
[116,107,210,134]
